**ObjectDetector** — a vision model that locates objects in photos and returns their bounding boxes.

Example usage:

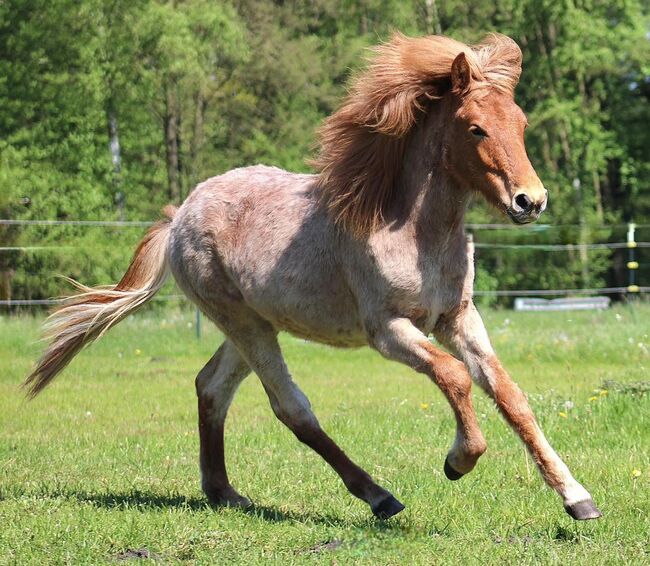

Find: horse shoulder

[340,227,474,336]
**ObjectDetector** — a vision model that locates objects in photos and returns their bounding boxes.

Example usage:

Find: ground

[1,305,648,564]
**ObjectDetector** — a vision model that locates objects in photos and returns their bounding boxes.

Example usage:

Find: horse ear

[451,52,472,93]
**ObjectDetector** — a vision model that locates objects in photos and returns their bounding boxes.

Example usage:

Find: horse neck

[397,109,472,244]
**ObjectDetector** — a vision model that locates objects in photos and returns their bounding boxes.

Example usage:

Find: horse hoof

[564,499,602,521]
[443,457,464,481]
[207,490,252,509]
[371,494,405,519]
[225,495,253,509]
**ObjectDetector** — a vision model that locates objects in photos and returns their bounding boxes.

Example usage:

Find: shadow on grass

[49,489,405,530]
[241,504,402,530]
[70,489,208,511]
[553,525,584,543]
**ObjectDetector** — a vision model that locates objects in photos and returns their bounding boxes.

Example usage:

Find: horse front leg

[369,317,487,479]
[435,301,602,521]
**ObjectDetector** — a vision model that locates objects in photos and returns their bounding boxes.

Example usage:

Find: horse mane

[312,33,522,236]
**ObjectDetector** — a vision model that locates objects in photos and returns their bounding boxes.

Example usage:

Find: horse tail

[23,205,178,398]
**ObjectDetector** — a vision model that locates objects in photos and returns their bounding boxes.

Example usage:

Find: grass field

[1,305,649,564]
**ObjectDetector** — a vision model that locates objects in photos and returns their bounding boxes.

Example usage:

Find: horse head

[443,45,547,224]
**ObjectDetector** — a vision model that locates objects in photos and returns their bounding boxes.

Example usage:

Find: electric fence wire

[1,219,647,305]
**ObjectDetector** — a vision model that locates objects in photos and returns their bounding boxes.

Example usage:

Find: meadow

[1,305,648,564]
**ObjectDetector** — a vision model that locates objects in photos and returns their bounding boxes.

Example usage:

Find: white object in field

[514,297,611,312]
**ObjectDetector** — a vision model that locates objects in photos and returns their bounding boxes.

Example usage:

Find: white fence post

[627,222,639,295]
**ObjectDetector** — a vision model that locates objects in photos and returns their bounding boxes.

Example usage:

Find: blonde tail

[23,206,177,398]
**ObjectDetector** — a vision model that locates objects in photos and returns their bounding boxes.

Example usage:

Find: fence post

[627,222,639,296]
[573,177,590,287]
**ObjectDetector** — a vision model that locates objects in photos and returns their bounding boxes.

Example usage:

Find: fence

[0,219,648,307]
[467,222,649,297]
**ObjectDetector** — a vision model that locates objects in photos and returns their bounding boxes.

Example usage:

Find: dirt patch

[149,356,171,363]
[306,540,344,553]
[115,548,161,561]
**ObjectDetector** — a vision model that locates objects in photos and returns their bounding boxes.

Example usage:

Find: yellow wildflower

[558,412,568,418]
[420,402,429,410]
[632,469,641,478]
[588,396,598,402]
[135,349,142,356]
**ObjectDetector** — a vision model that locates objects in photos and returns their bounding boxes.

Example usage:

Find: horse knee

[195,374,206,396]
[195,352,222,395]
[275,404,318,433]
[268,392,320,441]
[195,369,211,396]
[196,342,249,396]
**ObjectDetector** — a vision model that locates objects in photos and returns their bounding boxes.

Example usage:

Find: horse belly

[242,270,367,347]
[276,313,367,347]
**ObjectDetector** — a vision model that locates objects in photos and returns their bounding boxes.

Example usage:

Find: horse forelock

[313,33,522,236]
[472,34,523,94]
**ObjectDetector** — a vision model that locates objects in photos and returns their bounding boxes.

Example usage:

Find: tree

[0,0,647,302]
[134,1,248,202]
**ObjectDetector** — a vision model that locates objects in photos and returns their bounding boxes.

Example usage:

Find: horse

[24,33,601,521]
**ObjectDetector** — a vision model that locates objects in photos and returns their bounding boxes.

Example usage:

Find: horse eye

[470,125,488,139]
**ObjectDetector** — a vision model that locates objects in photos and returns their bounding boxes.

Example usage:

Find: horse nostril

[514,193,532,211]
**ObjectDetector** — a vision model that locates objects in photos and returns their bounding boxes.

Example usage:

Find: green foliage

[473,264,499,309]
[0,0,648,301]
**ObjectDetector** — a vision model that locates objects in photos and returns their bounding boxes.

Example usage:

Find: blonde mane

[313,33,522,236]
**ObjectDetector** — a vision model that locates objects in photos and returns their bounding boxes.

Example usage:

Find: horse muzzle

[507,188,548,224]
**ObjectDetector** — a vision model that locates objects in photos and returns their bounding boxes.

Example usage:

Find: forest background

[0,0,648,304]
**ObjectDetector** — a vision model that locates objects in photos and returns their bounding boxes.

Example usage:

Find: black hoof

[564,499,602,521]
[443,457,464,481]
[205,489,252,509]
[371,494,405,520]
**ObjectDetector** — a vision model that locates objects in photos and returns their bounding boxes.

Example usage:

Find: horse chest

[375,248,467,312]
[401,276,466,335]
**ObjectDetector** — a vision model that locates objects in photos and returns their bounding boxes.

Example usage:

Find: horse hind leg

[226,321,404,519]
[196,340,252,507]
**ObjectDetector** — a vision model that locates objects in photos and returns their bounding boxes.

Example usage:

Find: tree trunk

[592,169,604,221]
[534,22,572,169]
[0,269,12,302]
[540,129,558,173]
[423,0,442,34]
[188,89,207,192]
[574,178,590,287]
[164,80,182,204]
[107,100,124,220]
[176,93,184,201]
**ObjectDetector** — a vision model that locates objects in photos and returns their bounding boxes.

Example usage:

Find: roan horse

[25,33,601,521]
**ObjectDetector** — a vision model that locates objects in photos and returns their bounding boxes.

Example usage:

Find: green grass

[1,305,649,564]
